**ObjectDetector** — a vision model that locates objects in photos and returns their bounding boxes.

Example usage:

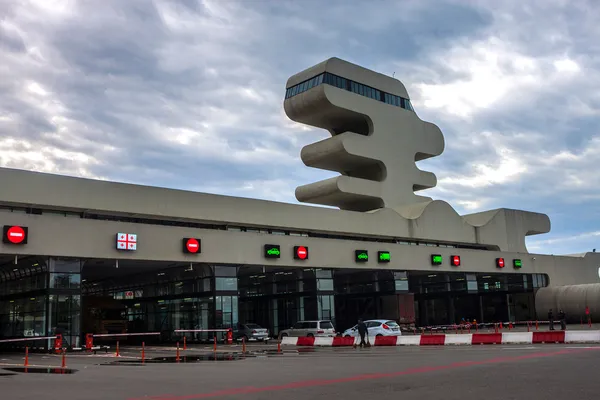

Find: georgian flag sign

[116,233,137,251]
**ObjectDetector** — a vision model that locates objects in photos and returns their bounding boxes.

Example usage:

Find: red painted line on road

[128,347,600,400]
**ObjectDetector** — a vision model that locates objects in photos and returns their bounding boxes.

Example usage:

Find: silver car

[279,320,336,338]
[234,323,270,342]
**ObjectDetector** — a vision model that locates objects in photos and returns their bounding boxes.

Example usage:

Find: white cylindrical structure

[535,284,600,322]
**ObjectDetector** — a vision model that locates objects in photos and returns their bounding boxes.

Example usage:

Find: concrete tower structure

[284,57,444,212]
[283,57,553,254]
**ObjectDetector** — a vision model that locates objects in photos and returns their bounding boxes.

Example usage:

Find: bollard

[54,334,63,354]
[527,321,530,332]
[141,342,145,364]
[509,322,513,330]
[242,337,246,354]
[115,341,120,357]
[85,333,94,352]
[24,346,29,367]
[494,323,498,334]
[61,349,66,368]
[589,317,592,328]
[183,336,187,351]
[176,342,180,362]
[475,322,478,333]
[277,341,281,353]
[213,336,217,352]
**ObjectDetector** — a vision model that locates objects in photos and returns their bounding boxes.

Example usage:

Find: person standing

[357,319,368,348]
[548,309,554,331]
[558,309,566,330]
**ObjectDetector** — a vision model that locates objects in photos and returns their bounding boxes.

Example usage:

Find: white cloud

[411,37,585,119]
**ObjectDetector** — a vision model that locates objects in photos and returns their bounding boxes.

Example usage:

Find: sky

[0,0,599,255]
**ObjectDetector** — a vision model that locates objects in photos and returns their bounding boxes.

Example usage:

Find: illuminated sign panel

[183,238,201,254]
[378,251,391,263]
[451,255,461,267]
[2,225,28,245]
[496,258,505,268]
[431,254,442,266]
[294,246,308,260]
[513,259,523,269]
[355,250,369,262]
[116,233,137,251]
[264,244,281,259]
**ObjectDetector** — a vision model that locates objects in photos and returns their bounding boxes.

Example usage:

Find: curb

[280,331,600,346]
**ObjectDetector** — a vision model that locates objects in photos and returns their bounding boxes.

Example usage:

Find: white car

[342,319,402,338]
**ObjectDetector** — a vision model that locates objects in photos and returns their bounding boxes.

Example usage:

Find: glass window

[320,321,334,329]
[214,266,237,277]
[215,277,237,291]
[307,321,318,329]
[316,269,332,279]
[50,258,81,273]
[317,278,334,291]
[395,279,409,292]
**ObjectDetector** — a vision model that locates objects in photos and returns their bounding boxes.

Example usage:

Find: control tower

[284,57,444,212]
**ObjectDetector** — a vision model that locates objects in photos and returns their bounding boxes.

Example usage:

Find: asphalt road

[1,344,600,400]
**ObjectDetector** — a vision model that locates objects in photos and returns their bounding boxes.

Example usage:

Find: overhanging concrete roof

[0,167,549,253]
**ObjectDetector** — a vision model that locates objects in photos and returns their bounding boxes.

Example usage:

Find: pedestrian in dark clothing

[548,309,554,330]
[357,319,368,348]
[558,309,566,330]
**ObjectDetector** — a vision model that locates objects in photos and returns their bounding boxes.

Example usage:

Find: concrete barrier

[445,334,472,345]
[279,331,600,347]
[564,330,600,343]
[397,336,421,346]
[502,332,533,344]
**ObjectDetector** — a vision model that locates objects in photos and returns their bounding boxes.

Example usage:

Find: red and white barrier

[0,335,62,352]
[280,330,600,347]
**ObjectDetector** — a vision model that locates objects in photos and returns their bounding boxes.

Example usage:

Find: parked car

[279,320,336,338]
[342,319,402,337]
[234,323,270,342]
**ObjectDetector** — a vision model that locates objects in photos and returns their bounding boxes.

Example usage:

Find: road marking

[502,346,538,350]
[127,347,600,400]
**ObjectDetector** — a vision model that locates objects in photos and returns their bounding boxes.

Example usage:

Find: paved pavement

[1,344,600,399]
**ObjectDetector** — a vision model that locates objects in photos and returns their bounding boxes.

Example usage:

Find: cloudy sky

[1,0,599,255]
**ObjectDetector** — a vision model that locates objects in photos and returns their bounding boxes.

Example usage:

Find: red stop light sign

[3,226,28,245]
[294,246,308,260]
[183,238,201,254]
